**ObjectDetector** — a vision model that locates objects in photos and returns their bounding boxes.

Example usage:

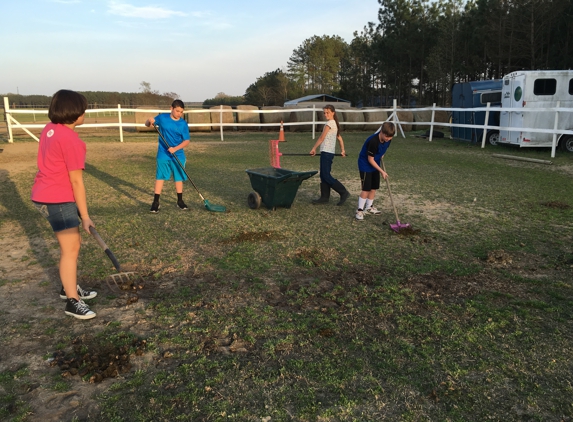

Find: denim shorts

[33,201,80,232]
[156,159,187,182]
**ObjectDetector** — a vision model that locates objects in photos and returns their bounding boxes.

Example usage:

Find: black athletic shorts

[360,171,380,191]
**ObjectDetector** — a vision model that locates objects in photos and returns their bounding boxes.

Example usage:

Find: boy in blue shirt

[355,122,396,221]
[145,100,190,213]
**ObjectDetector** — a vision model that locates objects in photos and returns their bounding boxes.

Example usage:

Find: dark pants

[319,152,336,185]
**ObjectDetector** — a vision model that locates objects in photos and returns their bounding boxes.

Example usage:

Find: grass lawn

[1,129,572,421]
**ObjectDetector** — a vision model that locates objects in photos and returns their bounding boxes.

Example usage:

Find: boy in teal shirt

[145,100,190,213]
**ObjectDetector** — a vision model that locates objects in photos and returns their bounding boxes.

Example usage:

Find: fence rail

[3,97,573,158]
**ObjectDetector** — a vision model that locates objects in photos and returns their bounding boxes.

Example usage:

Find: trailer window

[480,91,501,104]
[569,79,573,95]
[533,78,557,95]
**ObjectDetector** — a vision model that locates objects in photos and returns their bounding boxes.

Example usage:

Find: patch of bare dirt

[541,201,570,209]
[0,142,39,177]
[50,335,147,383]
[0,221,56,282]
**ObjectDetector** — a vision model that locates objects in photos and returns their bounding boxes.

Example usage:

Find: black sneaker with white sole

[65,298,96,320]
[60,285,97,300]
[150,201,160,213]
[177,200,189,210]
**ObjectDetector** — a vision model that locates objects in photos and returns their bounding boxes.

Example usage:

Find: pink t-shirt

[31,123,86,203]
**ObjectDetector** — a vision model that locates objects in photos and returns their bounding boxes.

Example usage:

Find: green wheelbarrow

[245,167,318,210]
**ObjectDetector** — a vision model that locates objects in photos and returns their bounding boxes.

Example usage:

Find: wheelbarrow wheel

[247,191,262,209]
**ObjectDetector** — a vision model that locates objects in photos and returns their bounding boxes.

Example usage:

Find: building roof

[284,94,351,107]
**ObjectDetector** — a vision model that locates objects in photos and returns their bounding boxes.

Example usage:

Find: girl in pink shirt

[31,89,97,320]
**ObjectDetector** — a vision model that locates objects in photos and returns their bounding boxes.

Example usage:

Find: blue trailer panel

[451,80,502,144]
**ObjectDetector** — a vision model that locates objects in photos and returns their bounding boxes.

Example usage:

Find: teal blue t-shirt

[155,113,190,161]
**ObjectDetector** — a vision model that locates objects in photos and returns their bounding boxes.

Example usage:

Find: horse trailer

[500,70,573,153]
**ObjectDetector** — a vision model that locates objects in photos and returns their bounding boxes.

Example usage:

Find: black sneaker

[65,298,96,320]
[60,285,97,300]
[177,200,189,210]
[150,201,160,213]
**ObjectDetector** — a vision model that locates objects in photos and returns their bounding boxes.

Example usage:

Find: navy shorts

[360,171,380,191]
[33,202,80,232]
[156,159,187,182]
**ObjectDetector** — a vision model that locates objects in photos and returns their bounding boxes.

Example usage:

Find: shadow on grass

[0,169,58,287]
[85,163,149,206]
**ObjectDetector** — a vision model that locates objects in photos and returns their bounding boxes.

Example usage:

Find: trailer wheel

[559,136,573,153]
[486,131,500,146]
[247,191,262,209]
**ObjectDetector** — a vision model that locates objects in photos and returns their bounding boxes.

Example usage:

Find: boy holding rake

[145,99,190,213]
[355,121,396,221]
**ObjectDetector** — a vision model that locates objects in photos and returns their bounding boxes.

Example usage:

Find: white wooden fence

[3,97,573,158]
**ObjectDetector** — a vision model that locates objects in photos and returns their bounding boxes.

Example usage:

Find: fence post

[428,103,436,142]
[117,104,124,143]
[220,105,224,141]
[551,101,560,158]
[3,97,13,143]
[312,104,316,139]
[392,99,405,137]
[480,102,491,149]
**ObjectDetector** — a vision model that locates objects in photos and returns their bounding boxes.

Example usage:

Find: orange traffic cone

[279,120,286,142]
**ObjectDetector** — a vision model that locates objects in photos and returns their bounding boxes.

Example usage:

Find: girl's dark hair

[171,99,185,109]
[48,90,88,124]
[324,104,340,133]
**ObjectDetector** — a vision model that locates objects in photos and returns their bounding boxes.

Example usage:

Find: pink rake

[381,158,411,233]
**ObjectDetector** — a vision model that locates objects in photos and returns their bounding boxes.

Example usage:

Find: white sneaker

[355,210,364,221]
[365,207,381,215]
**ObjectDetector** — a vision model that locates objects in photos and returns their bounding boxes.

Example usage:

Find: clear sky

[1,0,381,102]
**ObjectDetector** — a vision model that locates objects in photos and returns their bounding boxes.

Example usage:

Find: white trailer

[499,70,573,153]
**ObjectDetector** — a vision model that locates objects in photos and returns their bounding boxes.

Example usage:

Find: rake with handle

[89,226,120,271]
[381,157,411,233]
[88,226,138,291]
[153,124,226,213]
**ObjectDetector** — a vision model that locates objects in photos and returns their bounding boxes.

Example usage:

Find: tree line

[238,0,573,108]
[3,82,178,108]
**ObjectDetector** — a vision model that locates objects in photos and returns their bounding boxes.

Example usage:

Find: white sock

[365,199,373,210]
[358,197,367,210]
